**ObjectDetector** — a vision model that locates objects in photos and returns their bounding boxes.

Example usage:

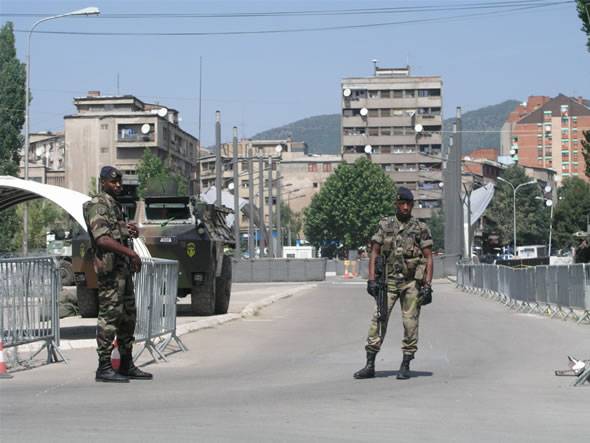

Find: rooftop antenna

[116,72,120,95]
[372,59,378,76]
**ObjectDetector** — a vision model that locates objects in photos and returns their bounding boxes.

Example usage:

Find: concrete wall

[232,258,327,282]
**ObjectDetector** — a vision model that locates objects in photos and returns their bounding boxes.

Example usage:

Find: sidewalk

[58,282,318,350]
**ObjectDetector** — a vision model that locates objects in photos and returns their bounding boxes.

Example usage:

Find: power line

[0,1,571,19]
[12,2,570,37]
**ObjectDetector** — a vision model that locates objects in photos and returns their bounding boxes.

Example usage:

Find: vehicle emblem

[186,242,196,257]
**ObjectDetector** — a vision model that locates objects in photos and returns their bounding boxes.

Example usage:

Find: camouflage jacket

[371,215,433,281]
[82,192,131,274]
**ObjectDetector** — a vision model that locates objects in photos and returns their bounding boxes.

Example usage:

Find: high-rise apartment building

[341,65,443,219]
[508,94,590,183]
[63,91,198,195]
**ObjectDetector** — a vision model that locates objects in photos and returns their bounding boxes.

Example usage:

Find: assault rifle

[374,255,388,338]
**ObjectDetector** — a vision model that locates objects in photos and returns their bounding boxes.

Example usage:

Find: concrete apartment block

[341,65,443,219]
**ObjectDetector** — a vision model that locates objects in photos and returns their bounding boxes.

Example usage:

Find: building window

[368,127,379,136]
[100,124,108,130]
[308,163,318,172]
[313,182,319,188]
[380,90,391,98]
[322,163,332,172]
[368,109,379,117]
[393,90,403,98]
[405,89,415,98]
[380,127,391,136]
[368,90,379,98]
[381,109,391,117]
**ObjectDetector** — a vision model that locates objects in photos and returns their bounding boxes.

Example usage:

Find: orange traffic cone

[0,339,13,379]
[111,338,121,371]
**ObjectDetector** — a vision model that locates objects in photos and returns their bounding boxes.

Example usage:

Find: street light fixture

[497,176,537,256]
[23,6,100,254]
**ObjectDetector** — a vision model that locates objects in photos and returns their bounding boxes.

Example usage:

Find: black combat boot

[119,351,153,380]
[96,359,129,383]
[396,354,414,380]
[353,351,377,379]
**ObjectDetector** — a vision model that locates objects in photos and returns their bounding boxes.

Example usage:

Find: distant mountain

[252,100,521,155]
[442,100,520,153]
[252,114,341,155]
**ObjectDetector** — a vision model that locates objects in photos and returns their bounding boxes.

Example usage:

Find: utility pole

[267,156,274,258]
[258,155,265,257]
[444,107,464,261]
[276,159,282,258]
[215,111,222,207]
[196,56,203,197]
[248,150,255,259]
[232,127,240,259]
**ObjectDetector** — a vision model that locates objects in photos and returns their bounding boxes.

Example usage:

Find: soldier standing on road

[354,187,434,380]
[83,166,152,383]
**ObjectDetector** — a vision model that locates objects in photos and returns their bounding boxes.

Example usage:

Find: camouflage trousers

[96,271,136,361]
[365,279,421,356]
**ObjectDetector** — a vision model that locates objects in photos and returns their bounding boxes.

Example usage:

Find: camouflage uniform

[365,215,433,356]
[83,192,136,361]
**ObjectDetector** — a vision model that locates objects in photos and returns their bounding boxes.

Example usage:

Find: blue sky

[2,0,589,146]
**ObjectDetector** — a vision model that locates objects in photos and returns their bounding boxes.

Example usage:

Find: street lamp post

[536,196,554,256]
[23,6,100,254]
[497,177,537,256]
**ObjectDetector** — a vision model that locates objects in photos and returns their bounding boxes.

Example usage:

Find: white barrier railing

[457,263,590,324]
[0,256,65,366]
[133,257,186,362]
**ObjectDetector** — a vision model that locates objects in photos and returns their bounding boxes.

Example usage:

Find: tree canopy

[483,165,549,249]
[577,0,590,52]
[136,148,188,198]
[581,129,590,179]
[552,176,590,249]
[0,22,26,251]
[303,157,396,251]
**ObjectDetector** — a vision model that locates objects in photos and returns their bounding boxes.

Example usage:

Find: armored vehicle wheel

[59,259,74,286]
[190,281,216,316]
[214,256,232,314]
[77,285,98,318]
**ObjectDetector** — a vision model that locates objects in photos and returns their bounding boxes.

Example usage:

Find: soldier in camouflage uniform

[354,187,433,380]
[83,166,152,383]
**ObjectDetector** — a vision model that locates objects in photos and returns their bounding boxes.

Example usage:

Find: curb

[57,283,318,351]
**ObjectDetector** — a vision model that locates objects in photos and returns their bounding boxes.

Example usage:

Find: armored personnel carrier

[72,194,234,317]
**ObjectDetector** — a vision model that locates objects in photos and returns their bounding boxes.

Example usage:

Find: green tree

[136,148,187,198]
[303,157,396,251]
[577,0,590,52]
[0,22,27,252]
[581,130,590,178]
[280,202,302,246]
[483,165,548,249]
[6,200,71,251]
[427,209,444,252]
[552,177,590,249]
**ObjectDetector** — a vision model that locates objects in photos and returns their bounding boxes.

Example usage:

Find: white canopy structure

[0,176,91,231]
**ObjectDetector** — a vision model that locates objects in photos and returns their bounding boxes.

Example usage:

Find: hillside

[252,114,341,154]
[252,100,521,155]
[442,100,520,153]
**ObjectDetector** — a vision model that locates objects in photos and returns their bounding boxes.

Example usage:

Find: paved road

[1,278,588,442]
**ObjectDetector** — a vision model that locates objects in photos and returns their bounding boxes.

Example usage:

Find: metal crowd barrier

[456,263,590,325]
[0,256,65,367]
[133,257,186,362]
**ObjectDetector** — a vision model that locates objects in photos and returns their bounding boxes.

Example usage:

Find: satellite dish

[544,185,552,193]
[545,199,553,207]
[141,124,151,134]
[509,149,516,155]
[414,124,423,133]
[275,144,283,153]
[228,182,235,191]
[157,107,168,118]
[343,88,352,97]
[364,144,372,154]
[360,107,368,117]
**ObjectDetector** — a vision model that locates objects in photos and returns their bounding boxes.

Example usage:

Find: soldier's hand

[130,251,142,273]
[367,280,378,298]
[418,283,433,306]
[127,222,139,238]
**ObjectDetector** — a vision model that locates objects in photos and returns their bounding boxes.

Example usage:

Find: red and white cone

[0,339,13,379]
[111,338,121,371]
